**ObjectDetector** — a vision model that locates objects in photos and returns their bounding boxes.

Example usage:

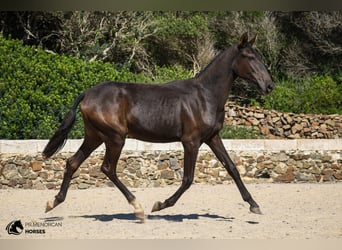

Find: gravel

[1,183,341,239]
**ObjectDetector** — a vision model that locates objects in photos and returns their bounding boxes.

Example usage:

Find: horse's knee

[66,158,77,172]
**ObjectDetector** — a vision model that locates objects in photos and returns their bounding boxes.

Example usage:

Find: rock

[321,155,332,162]
[2,164,20,180]
[291,123,303,134]
[274,162,288,174]
[218,171,227,177]
[285,115,293,124]
[159,153,170,161]
[322,170,334,182]
[256,155,265,163]
[30,161,43,171]
[288,133,301,139]
[46,183,56,189]
[32,180,46,190]
[39,171,49,180]
[160,170,175,180]
[157,161,169,170]
[272,117,280,123]
[208,159,219,168]
[78,183,90,189]
[325,119,335,127]
[331,164,341,170]
[310,166,321,175]
[333,172,342,180]
[89,167,106,179]
[295,172,316,182]
[248,118,260,126]
[228,108,236,117]
[254,113,265,119]
[259,125,269,135]
[276,152,288,162]
[254,169,270,179]
[283,125,291,131]
[275,166,295,183]
[170,158,180,170]
[18,166,31,177]
[126,166,136,174]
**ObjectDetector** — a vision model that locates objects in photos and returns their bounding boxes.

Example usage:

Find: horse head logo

[6,220,24,235]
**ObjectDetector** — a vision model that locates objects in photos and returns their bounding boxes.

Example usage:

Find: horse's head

[232,32,275,94]
[6,220,24,235]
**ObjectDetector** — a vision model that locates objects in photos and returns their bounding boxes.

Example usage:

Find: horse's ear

[238,32,249,49]
[249,33,258,46]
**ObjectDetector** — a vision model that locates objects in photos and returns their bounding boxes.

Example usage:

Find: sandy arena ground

[1,183,341,239]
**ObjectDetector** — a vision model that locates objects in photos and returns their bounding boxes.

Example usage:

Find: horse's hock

[0,139,341,190]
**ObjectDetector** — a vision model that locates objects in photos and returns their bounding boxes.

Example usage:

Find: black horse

[43,33,274,221]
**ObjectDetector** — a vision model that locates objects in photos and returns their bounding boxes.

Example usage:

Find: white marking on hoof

[45,201,54,213]
[130,199,145,222]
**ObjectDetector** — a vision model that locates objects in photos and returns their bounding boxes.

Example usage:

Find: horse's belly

[127,111,182,142]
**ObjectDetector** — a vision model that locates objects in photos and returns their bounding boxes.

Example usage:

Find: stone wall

[1,140,341,189]
[225,102,342,139]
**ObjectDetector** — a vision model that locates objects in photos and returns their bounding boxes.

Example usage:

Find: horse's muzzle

[265,81,275,94]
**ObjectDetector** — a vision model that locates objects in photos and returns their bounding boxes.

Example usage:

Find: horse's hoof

[151,201,162,212]
[45,201,54,213]
[250,206,262,215]
[129,199,145,222]
[134,206,145,223]
[135,210,145,223]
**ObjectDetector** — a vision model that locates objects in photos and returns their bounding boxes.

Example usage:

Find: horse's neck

[197,47,237,108]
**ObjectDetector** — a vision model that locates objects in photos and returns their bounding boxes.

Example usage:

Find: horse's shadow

[148,213,234,222]
[67,213,234,223]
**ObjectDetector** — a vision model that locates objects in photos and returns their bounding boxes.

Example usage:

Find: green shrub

[263,76,342,114]
[151,65,193,83]
[219,125,265,139]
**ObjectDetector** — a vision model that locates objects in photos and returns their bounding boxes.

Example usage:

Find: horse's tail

[42,93,86,158]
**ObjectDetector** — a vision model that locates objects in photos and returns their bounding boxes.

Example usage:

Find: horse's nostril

[267,83,274,93]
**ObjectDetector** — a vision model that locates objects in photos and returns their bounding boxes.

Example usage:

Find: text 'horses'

[43,33,274,222]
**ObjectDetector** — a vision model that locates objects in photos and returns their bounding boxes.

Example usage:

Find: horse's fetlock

[55,193,65,203]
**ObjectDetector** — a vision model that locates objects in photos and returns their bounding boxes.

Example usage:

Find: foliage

[273,11,342,79]
[219,125,265,139]
[263,76,342,114]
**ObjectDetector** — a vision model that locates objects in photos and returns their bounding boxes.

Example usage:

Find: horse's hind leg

[101,137,145,222]
[45,136,101,212]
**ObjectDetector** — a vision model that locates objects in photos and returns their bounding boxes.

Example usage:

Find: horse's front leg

[151,140,200,212]
[206,134,262,214]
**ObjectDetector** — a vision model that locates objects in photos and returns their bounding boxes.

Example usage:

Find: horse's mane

[194,51,225,78]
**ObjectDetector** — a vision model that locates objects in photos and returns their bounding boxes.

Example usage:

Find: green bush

[219,125,265,139]
[0,37,191,139]
[263,76,342,114]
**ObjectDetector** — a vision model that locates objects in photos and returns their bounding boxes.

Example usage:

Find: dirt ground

[1,183,341,239]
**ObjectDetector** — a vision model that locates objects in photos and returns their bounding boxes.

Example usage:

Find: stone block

[30,161,43,171]
[160,170,175,180]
